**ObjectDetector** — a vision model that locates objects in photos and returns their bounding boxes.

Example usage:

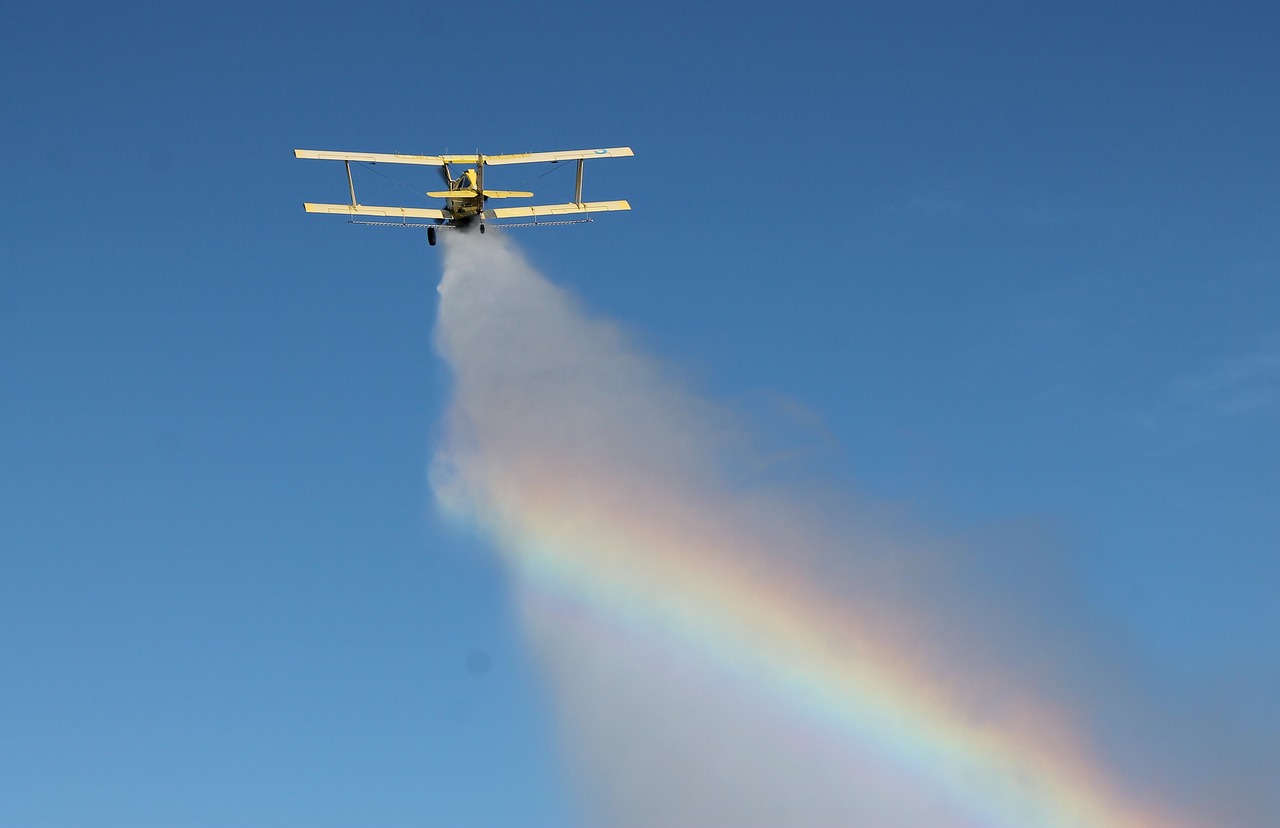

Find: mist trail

[428,231,1254,827]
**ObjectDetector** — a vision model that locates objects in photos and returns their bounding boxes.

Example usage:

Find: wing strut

[574,159,584,204]
[345,161,357,207]
[477,154,486,232]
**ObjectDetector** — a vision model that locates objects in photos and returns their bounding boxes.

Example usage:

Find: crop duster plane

[294,146,632,245]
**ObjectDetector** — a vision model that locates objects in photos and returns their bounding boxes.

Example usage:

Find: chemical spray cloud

[429,231,1265,827]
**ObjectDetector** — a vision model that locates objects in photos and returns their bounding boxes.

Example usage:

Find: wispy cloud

[1173,344,1280,417]
[880,189,1140,229]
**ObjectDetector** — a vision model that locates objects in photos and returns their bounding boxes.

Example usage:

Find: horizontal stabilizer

[486,200,631,219]
[424,189,535,199]
[303,202,448,220]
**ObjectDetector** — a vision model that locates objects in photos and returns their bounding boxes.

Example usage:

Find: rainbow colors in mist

[430,232,1189,828]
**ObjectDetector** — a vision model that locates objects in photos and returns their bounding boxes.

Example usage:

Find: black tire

[427,226,437,246]
[479,223,486,234]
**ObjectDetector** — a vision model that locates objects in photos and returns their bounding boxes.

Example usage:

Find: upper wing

[304,202,449,220]
[485,200,631,219]
[295,147,633,167]
[294,149,481,166]
[483,147,634,166]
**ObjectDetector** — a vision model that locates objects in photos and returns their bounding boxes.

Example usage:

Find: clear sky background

[3,2,1278,826]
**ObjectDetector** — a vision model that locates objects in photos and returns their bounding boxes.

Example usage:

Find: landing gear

[479,223,486,234]
[427,226,437,246]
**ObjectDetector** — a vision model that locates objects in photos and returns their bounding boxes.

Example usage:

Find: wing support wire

[499,218,593,228]
[347,219,441,228]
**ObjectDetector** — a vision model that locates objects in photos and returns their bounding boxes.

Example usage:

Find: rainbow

[441,477,1185,828]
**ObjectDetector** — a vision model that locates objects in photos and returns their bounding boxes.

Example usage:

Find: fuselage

[444,168,483,223]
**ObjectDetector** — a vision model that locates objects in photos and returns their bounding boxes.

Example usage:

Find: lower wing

[485,200,631,219]
[303,203,449,219]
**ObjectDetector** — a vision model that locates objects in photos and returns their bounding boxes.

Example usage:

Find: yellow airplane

[294,146,633,245]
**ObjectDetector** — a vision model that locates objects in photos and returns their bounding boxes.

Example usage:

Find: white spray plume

[429,230,1276,828]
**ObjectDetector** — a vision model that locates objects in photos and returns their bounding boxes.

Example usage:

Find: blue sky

[3,1,1278,826]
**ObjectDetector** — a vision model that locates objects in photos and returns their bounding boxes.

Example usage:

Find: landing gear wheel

[427,226,437,246]
[479,223,486,234]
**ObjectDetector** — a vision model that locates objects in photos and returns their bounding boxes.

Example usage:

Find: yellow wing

[483,147,634,166]
[294,149,481,166]
[303,202,449,219]
[295,147,633,167]
[485,200,631,219]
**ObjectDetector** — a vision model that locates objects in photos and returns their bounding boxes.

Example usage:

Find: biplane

[294,146,633,245]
